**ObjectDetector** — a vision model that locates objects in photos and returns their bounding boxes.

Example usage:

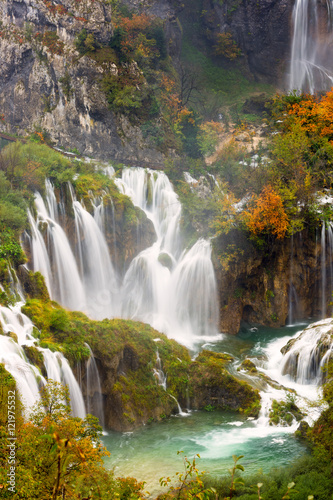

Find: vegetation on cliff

[20,296,260,430]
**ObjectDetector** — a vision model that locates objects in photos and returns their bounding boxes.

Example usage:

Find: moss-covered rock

[189,350,261,417]
[237,358,258,374]
[22,346,45,376]
[269,396,305,426]
[21,298,191,431]
[21,298,262,430]
[0,364,22,427]
[158,252,173,271]
[17,268,50,301]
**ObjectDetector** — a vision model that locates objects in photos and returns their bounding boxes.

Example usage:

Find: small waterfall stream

[289,0,333,92]
[86,344,105,428]
[153,348,187,415]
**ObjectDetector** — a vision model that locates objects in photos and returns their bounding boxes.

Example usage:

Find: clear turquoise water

[102,324,310,496]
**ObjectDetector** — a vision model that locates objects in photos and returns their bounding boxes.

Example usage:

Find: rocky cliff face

[0,0,181,162]
[201,0,293,85]
[214,228,324,335]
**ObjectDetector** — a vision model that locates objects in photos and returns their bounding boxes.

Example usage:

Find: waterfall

[288,235,301,325]
[289,0,333,93]
[29,181,120,319]
[41,349,86,419]
[69,184,120,319]
[118,168,219,347]
[28,171,220,348]
[153,348,187,415]
[153,349,167,390]
[85,344,105,428]
[321,222,326,317]
[280,319,333,384]
[318,222,333,319]
[31,191,86,311]
[0,335,43,414]
[0,303,86,418]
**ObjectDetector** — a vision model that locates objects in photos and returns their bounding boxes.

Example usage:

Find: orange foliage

[214,32,241,60]
[116,14,157,59]
[159,73,193,127]
[244,185,289,239]
[289,89,333,140]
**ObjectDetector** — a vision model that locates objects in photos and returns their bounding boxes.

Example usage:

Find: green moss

[0,364,22,427]
[237,358,258,374]
[20,271,50,301]
[158,253,173,270]
[21,299,190,421]
[269,395,305,426]
[189,350,260,416]
[22,346,44,373]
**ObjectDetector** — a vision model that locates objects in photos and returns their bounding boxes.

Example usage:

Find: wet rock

[214,228,326,335]
[296,420,309,439]
[189,350,261,417]
[237,358,257,374]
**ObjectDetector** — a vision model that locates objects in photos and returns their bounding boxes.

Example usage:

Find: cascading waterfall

[41,348,86,419]
[289,0,333,93]
[321,222,327,317]
[153,347,186,415]
[116,168,219,347]
[281,319,333,384]
[0,303,86,418]
[28,181,120,319]
[318,221,333,319]
[28,170,220,348]
[0,304,43,413]
[68,184,120,319]
[29,191,86,311]
[85,344,105,428]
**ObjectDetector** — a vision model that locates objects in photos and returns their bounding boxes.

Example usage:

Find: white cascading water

[41,348,86,419]
[28,192,86,311]
[68,184,120,319]
[153,348,187,415]
[85,344,105,428]
[115,168,219,347]
[0,303,86,418]
[0,304,42,414]
[289,0,333,92]
[280,318,333,384]
[28,170,220,348]
[153,349,167,390]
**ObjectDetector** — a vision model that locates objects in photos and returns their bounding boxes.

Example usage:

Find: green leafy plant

[159,451,215,499]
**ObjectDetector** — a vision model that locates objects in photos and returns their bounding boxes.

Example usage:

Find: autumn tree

[243,185,289,240]
[214,32,242,60]
[0,381,146,499]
